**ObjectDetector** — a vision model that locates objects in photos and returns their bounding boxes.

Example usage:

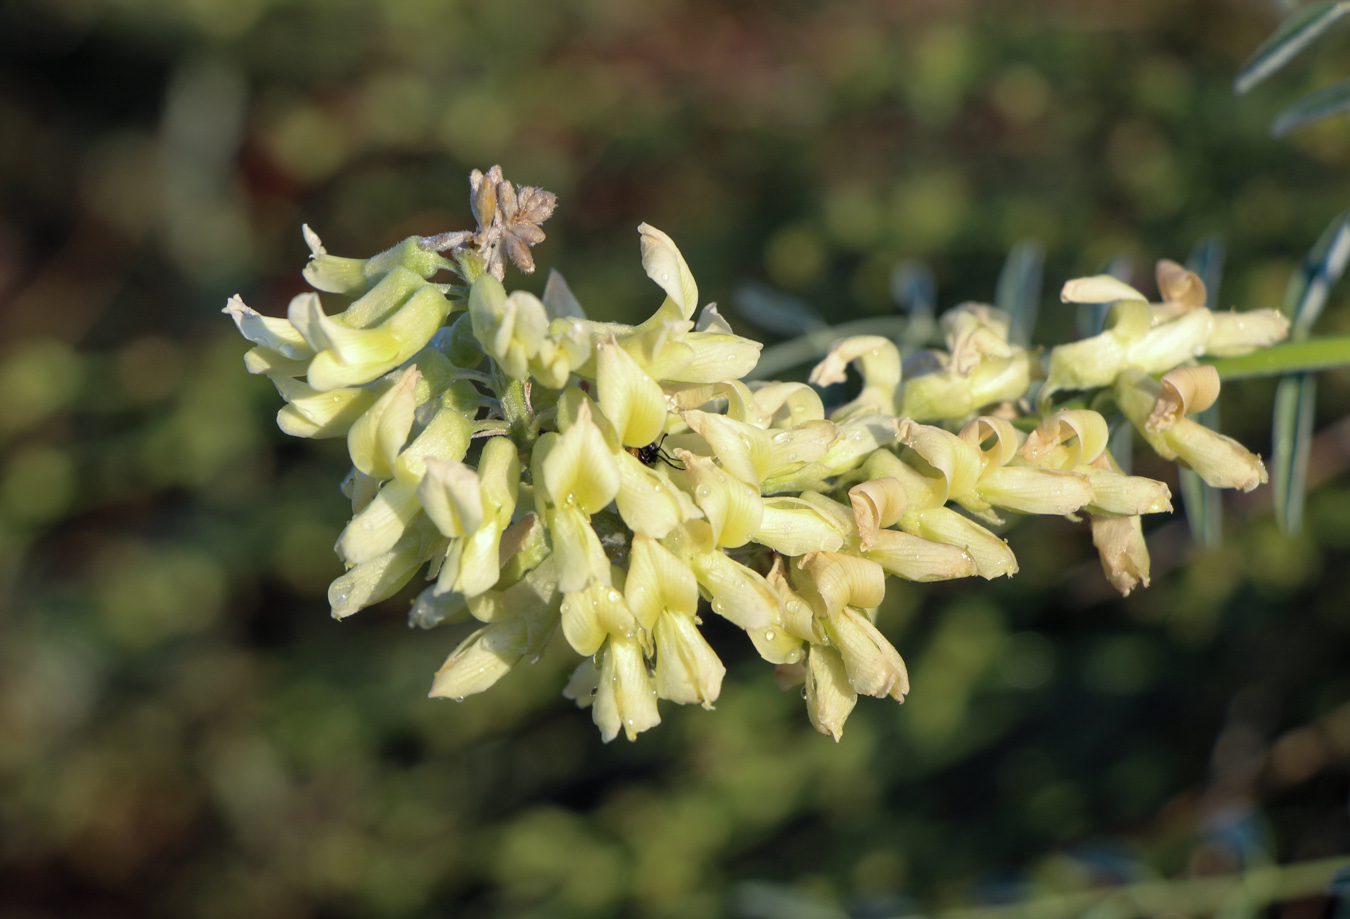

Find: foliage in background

[2,1,1350,917]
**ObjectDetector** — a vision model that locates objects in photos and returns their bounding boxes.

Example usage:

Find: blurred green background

[3,0,1350,916]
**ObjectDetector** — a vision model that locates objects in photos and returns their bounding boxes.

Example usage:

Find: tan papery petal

[1156,259,1207,311]
[1147,365,1221,434]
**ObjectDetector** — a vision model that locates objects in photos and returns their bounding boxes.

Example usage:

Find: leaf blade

[1235,1,1350,94]
[1271,78,1350,136]
[996,240,1045,348]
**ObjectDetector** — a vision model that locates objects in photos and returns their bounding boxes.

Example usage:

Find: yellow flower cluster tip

[227,170,1287,742]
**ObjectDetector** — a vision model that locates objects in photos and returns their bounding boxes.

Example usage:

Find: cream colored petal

[689,551,779,631]
[1164,420,1268,492]
[667,330,764,384]
[901,507,1018,579]
[418,457,484,538]
[896,419,984,502]
[826,607,909,701]
[753,496,847,557]
[1090,514,1150,596]
[597,334,668,447]
[654,611,725,707]
[546,504,611,594]
[224,296,313,358]
[614,451,701,540]
[1020,409,1110,469]
[959,416,1022,470]
[539,403,621,514]
[625,534,699,629]
[943,305,1014,374]
[393,406,474,485]
[1156,259,1207,311]
[1043,333,1129,395]
[428,619,528,699]
[1060,275,1147,304]
[592,635,661,742]
[337,479,421,565]
[766,420,839,477]
[975,466,1096,516]
[808,335,902,394]
[751,381,827,427]
[273,377,380,438]
[561,579,636,657]
[638,223,699,321]
[849,477,908,550]
[1148,365,1221,433]
[1125,308,1214,375]
[682,410,773,486]
[864,528,978,581]
[798,552,887,618]
[1204,309,1290,357]
[329,529,428,619]
[747,624,806,666]
[676,449,763,548]
[805,645,857,741]
[1082,465,1173,516]
[348,368,420,479]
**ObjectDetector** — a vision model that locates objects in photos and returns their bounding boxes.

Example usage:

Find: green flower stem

[494,367,535,451]
[925,854,1348,919]
[1205,334,1350,380]
[747,316,914,380]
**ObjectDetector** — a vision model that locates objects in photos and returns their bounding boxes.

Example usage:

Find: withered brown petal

[516,186,558,225]
[496,179,518,221]
[510,223,546,246]
[504,235,534,273]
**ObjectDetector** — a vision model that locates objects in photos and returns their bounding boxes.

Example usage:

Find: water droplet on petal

[800,687,808,699]
[764,630,776,640]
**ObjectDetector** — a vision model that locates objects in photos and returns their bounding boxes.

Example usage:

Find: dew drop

[454,696,465,703]
[800,687,808,699]
[530,652,543,664]
[764,630,776,641]
[590,687,598,696]
[607,589,622,604]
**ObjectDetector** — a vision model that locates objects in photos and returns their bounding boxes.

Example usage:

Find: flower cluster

[227,169,1288,741]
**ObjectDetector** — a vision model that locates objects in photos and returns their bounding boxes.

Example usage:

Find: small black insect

[628,433,684,469]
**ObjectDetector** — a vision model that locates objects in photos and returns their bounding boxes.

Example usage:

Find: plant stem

[746,316,915,380]
[491,364,535,451]
[1206,334,1350,380]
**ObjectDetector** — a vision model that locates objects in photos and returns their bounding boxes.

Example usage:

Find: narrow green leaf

[1234,1,1350,94]
[733,281,826,337]
[891,260,936,355]
[1272,78,1350,136]
[1286,211,1350,337]
[996,240,1045,348]
[1110,418,1134,476]
[1186,235,1226,305]
[1272,373,1318,534]
[1179,404,1224,548]
[745,316,912,381]
[1207,334,1350,380]
[1182,238,1225,548]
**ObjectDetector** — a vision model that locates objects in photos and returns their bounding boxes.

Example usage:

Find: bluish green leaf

[1272,373,1318,534]
[1110,417,1134,476]
[891,260,936,354]
[1179,404,1224,548]
[733,281,826,337]
[1286,211,1350,338]
[1186,235,1226,306]
[996,240,1045,348]
[1234,1,1350,94]
[1272,78,1350,136]
[1182,237,1225,546]
[1077,255,1133,338]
